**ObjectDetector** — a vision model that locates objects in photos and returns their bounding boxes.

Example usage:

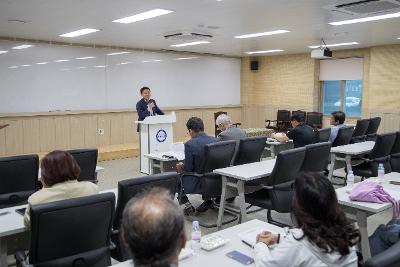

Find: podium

[136,113,176,174]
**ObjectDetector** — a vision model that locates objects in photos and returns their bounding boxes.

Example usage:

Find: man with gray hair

[216,114,246,141]
[121,188,186,267]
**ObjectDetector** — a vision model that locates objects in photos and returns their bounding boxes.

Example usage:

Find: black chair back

[267,147,305,213]
[68,148,98,183]
[200,141,236,198]
[233,137,267,166]
[366,117,381,135]
[369,132,397,160]
[0,154,39,207]
[301,142,332,172]
[316,128,331,143]
[29,193,115,267]
[353,119,370,137]
[391,132,400,154]
[277,110,291,122]
[365,240,400,267]
[332,126,354,147]
[306,112,323,128]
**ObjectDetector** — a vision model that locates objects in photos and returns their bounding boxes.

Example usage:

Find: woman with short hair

[254,172,360,267]
[24,150,99,227]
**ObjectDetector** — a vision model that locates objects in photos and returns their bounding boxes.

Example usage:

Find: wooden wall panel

[39,118,56,152]
[84,116,98,148]
[0,120,6,156]
[110,114,124,145]
[5,120,24,155]
[22,119,40,154]
[122,113,136,144]
[55,117,71,149]
[97,115,112,146]
[70,116,85,149]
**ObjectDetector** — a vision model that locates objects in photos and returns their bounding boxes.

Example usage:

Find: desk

[144,152,181,174]
[214,159,276,229]
[111,219,283,267]
[0,188,117,266]
[265,140,293,158]
[244,128,274,138]
[328,141,375,182]
[336,172,400,260]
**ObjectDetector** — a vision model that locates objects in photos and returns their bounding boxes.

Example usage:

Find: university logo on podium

[156,129,167,143]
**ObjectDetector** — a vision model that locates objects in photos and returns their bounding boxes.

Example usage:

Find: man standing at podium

[136,86,164,131]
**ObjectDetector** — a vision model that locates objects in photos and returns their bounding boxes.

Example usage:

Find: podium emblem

[156,129,167,143]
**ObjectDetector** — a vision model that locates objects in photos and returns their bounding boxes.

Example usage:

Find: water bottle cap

[348,170,353,175]
[193,221,199,228]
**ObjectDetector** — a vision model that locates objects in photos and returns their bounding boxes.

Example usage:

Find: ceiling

[0,0,399,56]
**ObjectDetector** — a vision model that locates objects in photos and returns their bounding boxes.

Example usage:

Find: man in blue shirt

[329,111,346,143]
[176,117,218,215]
[136,86,164,131]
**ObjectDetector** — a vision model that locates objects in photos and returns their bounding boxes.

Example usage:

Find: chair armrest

[180,172,203,178]
[15,250,31,267]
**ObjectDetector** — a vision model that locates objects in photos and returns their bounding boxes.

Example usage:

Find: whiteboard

[0,40,240,113]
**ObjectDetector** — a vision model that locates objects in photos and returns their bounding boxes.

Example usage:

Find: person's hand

[256,231,279,246]
[148,102,155,109]
[176,162,184,172]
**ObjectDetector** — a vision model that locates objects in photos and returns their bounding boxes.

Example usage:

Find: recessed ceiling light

[76,56,96,60]
[174,57,200,60]
[245,49,284,54]
[12,44,34,49]
[142,59,162,63]
[55,59,70,62]
[95,65,107,68]
[106,51,131,56]
[8,66,18,69]
[113,9,173,24]
[308,42,359,49]
[171,41,210,47]
[59,28,100,38]
[21,64,32,67]
[36,62,48,65]
[235,30,290,39]
[76,66,87,69]
[329,12,400,25]
[0,50,8,54]
[118,62,133,65]
[397,37,400,40]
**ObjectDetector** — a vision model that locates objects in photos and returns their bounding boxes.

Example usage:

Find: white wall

[0,41,241,113]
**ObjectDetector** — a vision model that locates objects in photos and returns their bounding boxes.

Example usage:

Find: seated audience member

[121,188,186,267]
[329,111,346,143]
[24,150,99,227]
[254,172,360,267]
[216,114,246,141]
[176,117,218,215]
[272,114,315,148]
[369,218,400,256]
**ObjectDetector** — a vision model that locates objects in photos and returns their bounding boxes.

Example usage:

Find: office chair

[15,193,115,267]
[316,128,331,143]
[245,147,306,226]
[364,240,400,267]
[292,110,306,120]
[366,117,381,141]
[351,119,370,143]
[0,154,39,208]
[306,112,323,129]
[233,136,267,166]
[300,142,331,173]
[353,132,397,180]
[180,140,239,228]
[390,132,400,172]
[266,110,291,132]
[332,126,355,147]
[68,148,98,183]
[111,172,178,262]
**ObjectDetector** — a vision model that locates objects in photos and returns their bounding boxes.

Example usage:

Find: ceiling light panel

[113,9,173,24]
[329,12,400,25]
[308,42,359,48]
[76,56,96,60]
[235,30,290,39]
[106,52,131,56]
[12,44,33,49]
[171,41,210,47]
[0,50,9,54]
[59,28,100,37]
[245,49,284,54]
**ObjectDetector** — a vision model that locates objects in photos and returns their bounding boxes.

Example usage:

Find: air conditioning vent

[332,0,400,15]
[164,32,213,42]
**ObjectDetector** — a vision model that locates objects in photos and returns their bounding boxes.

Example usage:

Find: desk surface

[330,141,375,155]
[144,151,182,161]
[0,188,118,238]
[214,159,276,181]
[337,172,400,213]
[111,219,283,267]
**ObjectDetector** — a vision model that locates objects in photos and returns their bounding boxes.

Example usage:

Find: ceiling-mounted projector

[311,48,332,59]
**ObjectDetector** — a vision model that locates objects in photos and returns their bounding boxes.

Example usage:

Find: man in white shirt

[329,111,346,143]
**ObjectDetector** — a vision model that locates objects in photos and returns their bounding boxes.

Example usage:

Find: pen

[242,240,254,248]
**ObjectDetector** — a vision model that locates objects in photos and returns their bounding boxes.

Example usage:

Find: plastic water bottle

[378,163,385,178]
[191,221,201,254]
[346,171,355,192]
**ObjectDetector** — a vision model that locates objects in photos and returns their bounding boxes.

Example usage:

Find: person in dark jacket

[136,86,164,131]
